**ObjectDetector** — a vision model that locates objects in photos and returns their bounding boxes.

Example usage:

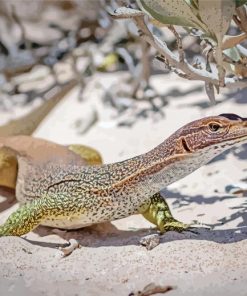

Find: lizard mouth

[219,134,247,148]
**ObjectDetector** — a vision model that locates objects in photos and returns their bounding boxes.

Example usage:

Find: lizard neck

[117,139,213,196]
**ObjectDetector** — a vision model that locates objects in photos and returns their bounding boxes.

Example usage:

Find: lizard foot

[161,220,212,235]
[160,220,191,234]
[141,193,206,235]
[58,239,80,257]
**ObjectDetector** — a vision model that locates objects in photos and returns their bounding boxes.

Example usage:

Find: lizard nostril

[181,138,191,153]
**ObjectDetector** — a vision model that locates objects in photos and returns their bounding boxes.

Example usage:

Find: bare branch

[141,39,151,84]
[235,5,247,34]
[135,17,217,82]
[167,25,185,63]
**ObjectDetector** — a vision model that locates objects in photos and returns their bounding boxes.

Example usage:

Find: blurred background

[1,2,247,294]
[0,0,246,176]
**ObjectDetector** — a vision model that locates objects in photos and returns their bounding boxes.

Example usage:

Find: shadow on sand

[23,197,247,251]
[23,221,247,251]
[1,186,247,250]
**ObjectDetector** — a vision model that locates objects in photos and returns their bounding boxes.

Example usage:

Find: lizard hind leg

[142,192,190,234]
[0,193,77,236]
[0,198,45,236]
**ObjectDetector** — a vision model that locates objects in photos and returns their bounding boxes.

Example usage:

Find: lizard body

[0,113,247,236]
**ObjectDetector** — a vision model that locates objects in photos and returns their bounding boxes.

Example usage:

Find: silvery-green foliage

[136,0,247,83]
[137,0,237,44]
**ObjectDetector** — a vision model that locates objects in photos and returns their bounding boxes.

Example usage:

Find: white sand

[0,73,247,296]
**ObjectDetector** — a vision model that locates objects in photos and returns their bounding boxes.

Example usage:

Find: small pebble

[139,234,160,250]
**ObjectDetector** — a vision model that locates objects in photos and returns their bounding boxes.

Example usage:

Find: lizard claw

[57,239,80,258]
[182,222,212,235]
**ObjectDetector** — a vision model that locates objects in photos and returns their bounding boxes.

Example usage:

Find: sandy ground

[0,73,247,295]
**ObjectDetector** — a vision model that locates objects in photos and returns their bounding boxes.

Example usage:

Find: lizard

[0,135,102,191]
[0,113,246,237]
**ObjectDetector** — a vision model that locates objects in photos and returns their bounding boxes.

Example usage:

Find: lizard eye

[209,123,221,132]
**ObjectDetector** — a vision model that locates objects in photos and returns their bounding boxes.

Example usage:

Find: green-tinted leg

[141,192,190,234]
[0,193,76,236]
[0,199,45,236]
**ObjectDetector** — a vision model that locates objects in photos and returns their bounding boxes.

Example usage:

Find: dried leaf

[235,5,247,33]
[205,82,216,104]
[137,0,208,31]
[222,33,247,50]
[234,62,247,77]
[224,46,247,77]
[222,61,235,75]
[109,7,145,19]
[129,283,174,296]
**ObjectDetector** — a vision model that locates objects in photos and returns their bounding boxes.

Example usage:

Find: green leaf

[224,47,241,62]
[198,0,235,43]
[235,0,247,7]
[237,44,247,57]
[137,0,208,31]
[198,0,236,85]
[184,0,199,15]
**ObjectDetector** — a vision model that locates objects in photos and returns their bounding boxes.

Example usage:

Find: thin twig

[10,4,31,51]
[141,39,151,84]
[167,25,185,63]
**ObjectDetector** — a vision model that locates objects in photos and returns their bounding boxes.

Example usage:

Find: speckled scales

[1,114,247,235]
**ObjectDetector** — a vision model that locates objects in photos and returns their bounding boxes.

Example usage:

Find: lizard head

[173,113,247,158]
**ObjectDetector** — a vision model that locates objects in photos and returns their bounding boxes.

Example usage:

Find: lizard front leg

[141,192,190,234]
